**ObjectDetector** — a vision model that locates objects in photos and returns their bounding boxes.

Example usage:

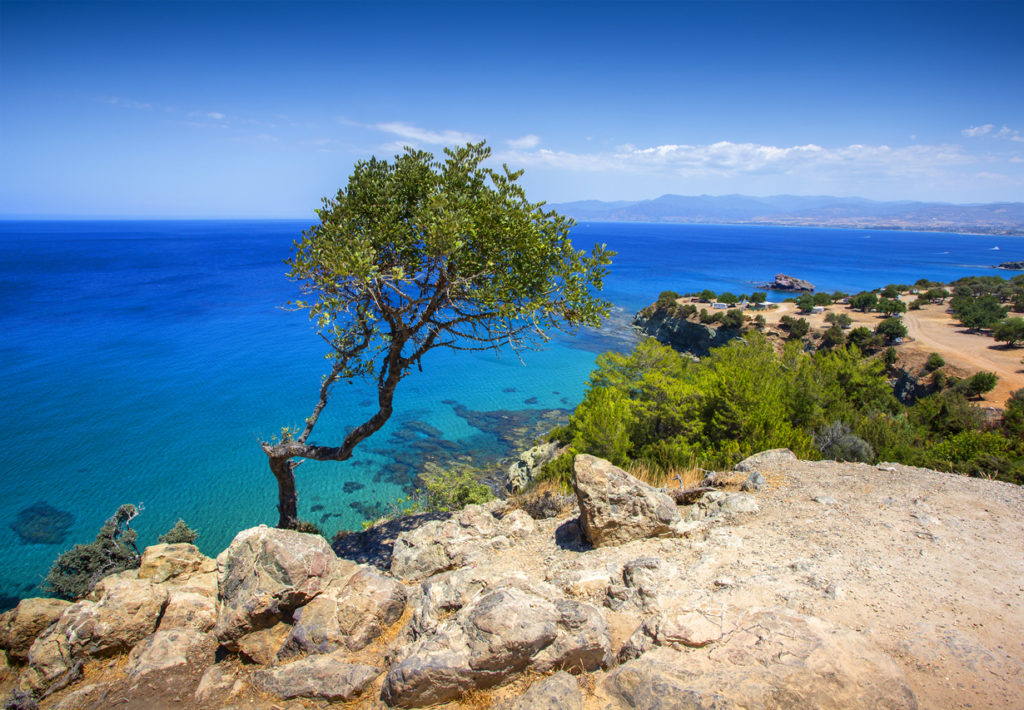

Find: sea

[0,219,1020,607]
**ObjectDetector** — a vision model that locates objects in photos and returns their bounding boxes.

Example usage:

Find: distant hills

[549,194,1024,235]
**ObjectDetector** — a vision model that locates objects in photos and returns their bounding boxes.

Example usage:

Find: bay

[0,219,1020,606]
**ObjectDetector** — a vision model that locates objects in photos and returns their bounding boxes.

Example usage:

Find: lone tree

[261,143,613,528]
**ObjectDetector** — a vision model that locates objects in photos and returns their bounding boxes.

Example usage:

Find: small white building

[711,302,729,310]
[811,305,825,315]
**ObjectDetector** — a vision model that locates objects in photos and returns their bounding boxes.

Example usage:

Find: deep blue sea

[0,219,1020,606]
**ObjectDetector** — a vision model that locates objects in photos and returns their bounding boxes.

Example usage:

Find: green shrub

[814,421,875,462]
[421,466,494,512]
[656,290,680,308]
[293,519,323,535]
[44,504,142,601]
[157,519,199,545]
[925,353,945,372]
[719,308,744,329]
[876,318,907,342]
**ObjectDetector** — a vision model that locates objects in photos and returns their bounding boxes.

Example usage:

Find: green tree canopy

[993,317,1024,347]
[262,142,613,528]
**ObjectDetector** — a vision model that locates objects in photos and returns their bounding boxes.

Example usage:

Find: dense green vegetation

[541,334,1024,489]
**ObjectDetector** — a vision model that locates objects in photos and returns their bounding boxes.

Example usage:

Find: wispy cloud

[497,140,978,180]
[207,112,226,120]
[962,123,1023,142]
[962,124,994,137]
[370,121,480,146]
[507,134,540,149]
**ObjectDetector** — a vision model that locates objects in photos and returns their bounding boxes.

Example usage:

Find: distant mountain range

[548,194,1024,235]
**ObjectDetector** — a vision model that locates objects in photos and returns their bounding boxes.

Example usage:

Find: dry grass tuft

[628,455,705,490]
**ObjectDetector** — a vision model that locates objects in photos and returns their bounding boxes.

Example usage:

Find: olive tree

[261,143,613,528]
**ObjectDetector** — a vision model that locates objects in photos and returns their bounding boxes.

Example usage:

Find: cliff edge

[2,453,1022,709]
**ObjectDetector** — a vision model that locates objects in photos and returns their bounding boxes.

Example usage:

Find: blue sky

[2,0,1022,217]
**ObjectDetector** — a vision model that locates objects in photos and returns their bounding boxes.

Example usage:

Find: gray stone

[740,471,766,492]
[390,505,535,581]
[252,653,379,701]
[194,665,245,705]
[213,525,346,648]
[687,492,759,521]
[284,565,406,655]
[619,608,724,661]
[382,585,610,708]
[814,495,839,505]
[734,448,796,473]
[572,455,681,547]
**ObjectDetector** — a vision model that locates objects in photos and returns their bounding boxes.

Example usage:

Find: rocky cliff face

[2,452,1023,709]
[762,273,815,291]
[631,305,742,358]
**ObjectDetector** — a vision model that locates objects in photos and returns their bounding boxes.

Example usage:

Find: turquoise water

[0,219,1020,606]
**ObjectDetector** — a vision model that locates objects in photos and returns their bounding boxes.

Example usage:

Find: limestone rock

[572,455,681,547]
[604,608,917,709]
[505,441,562,493]
[687,491,760,521]
[390,505,535,581]
[382,585,610,708]
[765,273,815,292]
[740,471,766,491]
[252,653,379,701]
[734,448,796,473]
[137,543,212,584]
[213,525,344,648]
[237,622,291,665]
[159,590,217,632]
[502,671,583,710]
[125,628,216,678]
[0,597,71,663]
[285,565,406,655]
[619,608,724,661]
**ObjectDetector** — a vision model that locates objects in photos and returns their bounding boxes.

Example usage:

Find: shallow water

[0,219,1019,605]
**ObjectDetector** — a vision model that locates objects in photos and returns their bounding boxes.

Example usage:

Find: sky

[1,0,1023,218]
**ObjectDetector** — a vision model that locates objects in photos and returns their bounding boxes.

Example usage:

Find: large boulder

[572,455,681,547]
[382,585,610,708]
[24,576,168,691]
[159,591,217,632]
[251,653,379,702]
[0,597,71,664]
[391,505,535,581]
[284,565,406,655]
[213,525,346,648]
[604,607,917,709]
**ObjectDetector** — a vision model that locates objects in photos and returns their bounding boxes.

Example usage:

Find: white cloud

[208,112,226,120]
[497,140,978,181]
[962,124,994,137]
[372,121,480,146]
[507,134,540,149]
[105,96,152,110]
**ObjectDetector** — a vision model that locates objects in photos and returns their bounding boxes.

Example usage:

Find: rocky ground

[1,451,1022,709]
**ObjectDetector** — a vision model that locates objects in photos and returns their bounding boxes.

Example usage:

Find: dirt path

[900,302,1024,406]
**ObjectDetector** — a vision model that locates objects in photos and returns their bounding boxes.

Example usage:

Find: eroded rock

[734,448,796,473]
[252,654,379,702]
[0,598,71,664]
[125,628,216,678]
[137,543,213,584]
[390,506,535,581]
[605,608,917,709]
[382,585,610,708]
[572,455,681,547]
[213,525,345,648]
[284,565,406,655]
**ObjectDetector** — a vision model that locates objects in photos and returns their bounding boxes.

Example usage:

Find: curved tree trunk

[269,457,299,529]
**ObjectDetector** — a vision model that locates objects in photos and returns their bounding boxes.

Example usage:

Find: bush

[814,421,875,462]
[719,308,744,330]
[44,504,142,601]
[821,324,845,348]
[656,290,680,308]
[955,371,998,399]
[158,519,199,545]
[421,466,495,512]
[680,304,697,317]
[293,519,323,535]
[925,353,945,372]
[781,315,809,339]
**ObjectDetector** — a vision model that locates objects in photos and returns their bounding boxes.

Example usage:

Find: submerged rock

[9,502,73,545]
